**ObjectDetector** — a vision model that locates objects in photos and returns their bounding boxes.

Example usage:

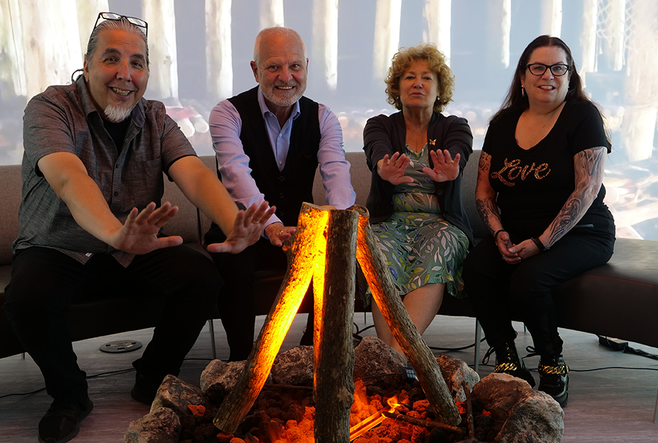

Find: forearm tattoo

[476,198,501,235]
[544,147,606,247]
[475,151,502,235]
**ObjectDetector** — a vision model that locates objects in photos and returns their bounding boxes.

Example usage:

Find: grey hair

[252,27,306,65]
[85,17,149,70]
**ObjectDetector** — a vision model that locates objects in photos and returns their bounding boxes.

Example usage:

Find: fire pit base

[125,340,563,443]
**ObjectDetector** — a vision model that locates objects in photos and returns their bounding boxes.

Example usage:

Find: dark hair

[385,43,454,113]
[492,35,591,121]
[71,17,149,82]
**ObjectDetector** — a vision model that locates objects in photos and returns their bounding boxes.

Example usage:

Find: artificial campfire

[212,203,461,442]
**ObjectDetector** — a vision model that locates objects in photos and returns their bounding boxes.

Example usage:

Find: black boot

[492,342,536,387]
[130,371,163,405]
[538,355,569,407]
[38,396,93,443]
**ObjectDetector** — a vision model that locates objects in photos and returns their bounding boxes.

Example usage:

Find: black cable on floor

[0,367,136,400]
[0,386,46,399]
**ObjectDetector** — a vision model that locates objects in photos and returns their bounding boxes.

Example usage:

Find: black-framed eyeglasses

[526,63,570,76]
[93,12,148,37]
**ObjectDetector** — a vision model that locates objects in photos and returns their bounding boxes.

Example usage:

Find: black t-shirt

[103,117,131,154]
[483,99,614,239]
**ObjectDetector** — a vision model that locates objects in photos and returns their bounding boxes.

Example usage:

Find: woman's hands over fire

[422,150,460,182]
[377,152,413,185]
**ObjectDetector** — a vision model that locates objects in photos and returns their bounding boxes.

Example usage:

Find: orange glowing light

[348,395,401,441]
[254,208,329,376]
[188,404,206,417]
[213,207,330,433]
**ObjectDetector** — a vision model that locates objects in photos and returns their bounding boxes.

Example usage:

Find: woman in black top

[463,35,615,407]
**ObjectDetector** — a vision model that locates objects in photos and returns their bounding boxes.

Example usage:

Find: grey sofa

[1,151,658,361]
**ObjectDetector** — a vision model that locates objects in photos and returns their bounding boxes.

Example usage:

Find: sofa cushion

[0,165,21,264]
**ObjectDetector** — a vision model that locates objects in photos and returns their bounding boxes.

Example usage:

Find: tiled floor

[1,314,657,442]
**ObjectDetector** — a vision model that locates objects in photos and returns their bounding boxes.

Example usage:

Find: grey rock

[436,354,480,403]
[495,390,564,443]
[124,406,181,443]
[353,336,407,381]
[200,359,246,393]
[150,375,213,421]
[271,346,314,386]
[472,373,534,424]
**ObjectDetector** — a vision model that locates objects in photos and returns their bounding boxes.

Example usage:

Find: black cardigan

[363,111,474,247]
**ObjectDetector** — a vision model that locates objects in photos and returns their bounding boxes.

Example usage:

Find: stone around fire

[473,373,564,443]
[353,336,407,380]
[271,345,314,386]
[124,406,181,443]
[200,359,248,403]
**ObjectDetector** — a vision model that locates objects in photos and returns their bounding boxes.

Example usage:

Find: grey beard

[104,104,133,122]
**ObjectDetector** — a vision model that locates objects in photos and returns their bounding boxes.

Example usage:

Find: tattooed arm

[475,151,501,234]
[475,151,521,263]
[542,146,607,247]
[511,146,607,259]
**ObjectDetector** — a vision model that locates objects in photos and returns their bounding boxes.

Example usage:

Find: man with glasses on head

[4,12,273,443]
[205,26,355,361]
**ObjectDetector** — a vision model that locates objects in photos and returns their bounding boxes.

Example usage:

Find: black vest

[228,87,321,226]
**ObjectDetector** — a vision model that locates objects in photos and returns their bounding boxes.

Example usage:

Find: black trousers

[4,246,221,404]
[462,230,614,358]
[206,227,314,361]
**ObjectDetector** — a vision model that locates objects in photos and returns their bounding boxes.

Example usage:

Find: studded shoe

[491,342,536,387]
[538,355,569,407]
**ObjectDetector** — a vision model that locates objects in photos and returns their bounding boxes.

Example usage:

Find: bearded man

[4,13,273,443]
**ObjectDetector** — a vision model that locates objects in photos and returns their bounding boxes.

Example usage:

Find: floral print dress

[371,144,470,298]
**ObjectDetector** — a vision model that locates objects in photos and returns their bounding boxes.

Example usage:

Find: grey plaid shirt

[15,76,196,266]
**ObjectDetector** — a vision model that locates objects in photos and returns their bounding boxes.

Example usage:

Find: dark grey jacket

[363,111,474,246]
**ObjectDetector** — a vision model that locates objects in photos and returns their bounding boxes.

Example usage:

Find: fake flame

[348,386,402,441]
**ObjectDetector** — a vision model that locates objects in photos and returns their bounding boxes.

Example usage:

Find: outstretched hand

[422,150,460,182]
[377,152,414,185]
[206,201,275,253]
[265,222,296,247]
[111,202,183,254]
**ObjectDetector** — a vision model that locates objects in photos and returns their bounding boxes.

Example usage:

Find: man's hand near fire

[265,222,296,247]
[206,202,275,253]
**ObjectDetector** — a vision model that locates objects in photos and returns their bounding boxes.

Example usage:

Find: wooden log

[314,209,359,443]
[351,205,462,426]
[381,411,464,434]
[213,203,329,433]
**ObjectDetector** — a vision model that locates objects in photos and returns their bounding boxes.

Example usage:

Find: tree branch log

[351,205,462,426]
[213,204,329,433]
[314,208,359,443]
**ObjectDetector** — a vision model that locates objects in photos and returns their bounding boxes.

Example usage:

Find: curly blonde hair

[385,44,454,113]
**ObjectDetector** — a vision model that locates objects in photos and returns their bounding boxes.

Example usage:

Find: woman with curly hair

[363,44,474,356]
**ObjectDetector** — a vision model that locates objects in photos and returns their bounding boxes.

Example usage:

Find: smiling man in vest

[205,26,356,361]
